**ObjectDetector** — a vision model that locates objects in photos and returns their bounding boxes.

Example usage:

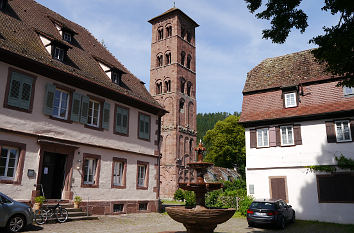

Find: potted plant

[74,196,82,209]
[33,196,45,210]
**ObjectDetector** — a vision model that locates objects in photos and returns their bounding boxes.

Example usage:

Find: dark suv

[247,199,295,229]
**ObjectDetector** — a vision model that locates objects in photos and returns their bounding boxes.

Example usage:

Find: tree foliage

[245,0,354,87]
[203,115,246,177]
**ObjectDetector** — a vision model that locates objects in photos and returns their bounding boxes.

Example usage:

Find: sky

[36,0,339,114]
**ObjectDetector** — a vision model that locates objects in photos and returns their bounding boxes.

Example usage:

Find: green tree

[245,0,354,87]
[203,115,246,177]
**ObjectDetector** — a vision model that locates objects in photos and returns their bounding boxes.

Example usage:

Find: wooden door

[270,177,288,202]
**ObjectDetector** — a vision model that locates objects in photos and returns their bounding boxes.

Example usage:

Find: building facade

[148,8,198,198]
[239,50,354,224]
[0,0,166,214]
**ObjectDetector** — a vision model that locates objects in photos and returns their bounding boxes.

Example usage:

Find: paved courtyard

[2,213,353,233]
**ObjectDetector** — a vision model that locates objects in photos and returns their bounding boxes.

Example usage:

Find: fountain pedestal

[165,142,235,233]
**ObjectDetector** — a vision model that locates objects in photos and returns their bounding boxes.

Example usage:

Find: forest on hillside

[196,112,240,142]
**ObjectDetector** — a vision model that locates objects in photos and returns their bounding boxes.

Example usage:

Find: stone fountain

[165,142,235,233]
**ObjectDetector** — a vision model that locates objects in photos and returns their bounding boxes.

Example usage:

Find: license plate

[255,212,266,216]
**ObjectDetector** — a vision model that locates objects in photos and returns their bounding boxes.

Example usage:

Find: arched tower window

[181,51,186,66]
[181,27,186,39]
[156,81,162,94]
[187,82,192,96]
[189,139,193,154]
[166,25,172,37]
[187,32,192,43]
[165,52,171,65]
[164,79,171,93]
[156,54,163,67]
[187,55,192,69]
[180,78,186,94]
[158,27,163,40]
[179,98,185,113]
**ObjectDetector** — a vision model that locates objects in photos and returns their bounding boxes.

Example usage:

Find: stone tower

[149,8,199,198]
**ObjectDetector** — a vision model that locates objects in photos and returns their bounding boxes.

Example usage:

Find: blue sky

[36,0,339,113]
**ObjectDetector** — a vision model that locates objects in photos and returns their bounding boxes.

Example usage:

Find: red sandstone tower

[149,8,198,198]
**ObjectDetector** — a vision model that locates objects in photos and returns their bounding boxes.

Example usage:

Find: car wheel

[278,216,285,229]
[6,215,25,233]
[248,222,255,227]
[291,211,295,223]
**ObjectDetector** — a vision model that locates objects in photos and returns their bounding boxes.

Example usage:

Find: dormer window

[284,92,297,108]
[111,71,121,85]
[63,32,72,42]
[53,46,65,61]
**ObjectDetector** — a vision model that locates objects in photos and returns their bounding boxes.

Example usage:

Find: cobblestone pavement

[1,213,353,233]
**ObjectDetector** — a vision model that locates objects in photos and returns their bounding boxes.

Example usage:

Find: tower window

[187,82,192,96]
[165,52,171,65]
[0,0,7,10]
[187,55,192,69]
[181,51,185,66]
[187,32,192,43]
[181,27,186,39]
[165,80,171,93]
[156,82,162,94]
[179,99,185,112]
[180,78,185,94]
[166,26,172,37]
[158,28,164,40]
[157,54,163,67]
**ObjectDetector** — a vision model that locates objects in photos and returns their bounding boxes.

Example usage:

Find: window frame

[0,146,19,180]
[81,153,101,188]
[284,92,297,108]
[114,104,129,136]
[48,83,74,123]
[3,67,37,113]
[0,140,26,185]
[335,120,352,142]
[52,88,69,120]
[256,128,269,148]
[53,46,65,61]
[138,112,151,141]
[84,95,104,131]
[280,125,295,146]
[157,27,163,41]
[111,157,127,189]
[136,161,149,190]
[62,31,72,43]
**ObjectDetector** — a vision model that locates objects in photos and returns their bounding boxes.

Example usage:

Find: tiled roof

[148,7,199,27]
[243,50,334,93]
[205,166,240,183]
[0,0,164,113]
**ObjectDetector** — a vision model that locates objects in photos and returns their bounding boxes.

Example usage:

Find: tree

[203,115,246,177]
[245,0,354,87]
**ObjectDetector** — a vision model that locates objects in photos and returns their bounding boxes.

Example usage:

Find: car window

[250,202,275,210]
[0,195,11,204]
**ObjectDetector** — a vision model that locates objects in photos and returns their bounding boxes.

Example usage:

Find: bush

[74,196,82,203]
[174,188,185,201]
[238,195,254,216]
[34,196,45,204]
[184,190,196,207]
[205,189,222,207]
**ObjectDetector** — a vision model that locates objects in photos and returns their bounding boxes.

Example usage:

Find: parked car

[247,199,295,229]
[0,192,34,232]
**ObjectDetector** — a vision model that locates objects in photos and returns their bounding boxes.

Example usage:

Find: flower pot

[33,202,42,210]
[74,202,80,209]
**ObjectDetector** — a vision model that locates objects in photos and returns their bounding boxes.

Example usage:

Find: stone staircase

[42,202,98,222]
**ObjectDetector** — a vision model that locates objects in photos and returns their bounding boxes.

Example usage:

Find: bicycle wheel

[34,209,47,225]
[55,207,68,223]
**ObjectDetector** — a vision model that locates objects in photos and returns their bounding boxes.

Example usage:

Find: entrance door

[270,177,288,202]
[40,152,67,199]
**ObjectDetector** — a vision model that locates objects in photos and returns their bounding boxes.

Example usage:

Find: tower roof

[148,7,199,27]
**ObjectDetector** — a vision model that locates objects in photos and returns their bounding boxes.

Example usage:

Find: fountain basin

[166,206,235,233]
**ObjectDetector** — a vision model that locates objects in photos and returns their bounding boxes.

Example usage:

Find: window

[284,92,297,108]
[257,128,269,147]
[53,46,65,61]
[181,51,185,66]
[0,147,19,180]
[157,55,163,67]
[63,32,72,42]
[179,99,185,113]
[115,105,129,135]
[136,161,149,189]
[112,158,126,188]
[52,89,69,119]
[82,154,100,188]
[335,120,352,142]
[158,28,163,40]
[113,204,124,213]
[187,55,191,69]
[180,78,185,93]
[343,86,354,96]
[181,27,185,39]
[249,184,255,194]
[139,203,148,211]
[280,126,294,146]
[111,71,121,85]
[0,0,7,10]
[187,82,192,96]
[166,26,172,37]
[156,82,162,94]
[4,69,36,112]
[187,32,192,43]
[317,173,354,203]
[138,113,150,140]
[165,80,171,93]
[165,52,171,65]
[87,100,100,127]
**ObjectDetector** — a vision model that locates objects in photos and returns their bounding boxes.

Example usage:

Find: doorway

[269,176,288,202]
[40,152,67,199]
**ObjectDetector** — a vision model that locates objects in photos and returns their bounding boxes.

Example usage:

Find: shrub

[205,189,222,207]
[34,196,45,204]
[74,196,82,203]
[184,190,196,207]
[238,195,254,216]
[174,188,185,201]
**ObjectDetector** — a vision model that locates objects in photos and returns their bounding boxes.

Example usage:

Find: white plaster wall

[0,62,158,156]
[246,168,354,224]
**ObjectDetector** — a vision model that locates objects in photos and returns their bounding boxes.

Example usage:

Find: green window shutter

[8,72,33,109]
[116,107,128,134]
[70,92,82,122]
[102,102,110,130]
[122,109,128,134]
[80,95,90,124]
[139,114,150,139]
[43,83,56,115]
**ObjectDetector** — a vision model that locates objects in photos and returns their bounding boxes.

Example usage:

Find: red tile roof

[0,0,165,113]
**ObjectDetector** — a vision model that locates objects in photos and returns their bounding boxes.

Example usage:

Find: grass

[161,199,185,205]
[295,219,354,230]
[232,211,246,218]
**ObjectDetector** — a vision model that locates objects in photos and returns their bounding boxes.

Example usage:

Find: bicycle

[34,200,68,224]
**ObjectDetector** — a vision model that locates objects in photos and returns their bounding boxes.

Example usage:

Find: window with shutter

[80,96,90,124]
[257,128,269,147]
[249,129,257,148]
[317,173,354,203]
[102,102,110,130]
[70,92,82,122]
[5,70,35,112]
[115,105,129,135]
[138,113,150,140]
[335,120,352,142]
[280,125,294,146]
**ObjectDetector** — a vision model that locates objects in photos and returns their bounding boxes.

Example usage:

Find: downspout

[157,115,162,210]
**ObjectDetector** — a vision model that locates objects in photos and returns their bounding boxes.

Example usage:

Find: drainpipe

[157,116,162,206]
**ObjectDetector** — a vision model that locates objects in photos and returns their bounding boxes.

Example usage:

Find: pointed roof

[148,7,199,27]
